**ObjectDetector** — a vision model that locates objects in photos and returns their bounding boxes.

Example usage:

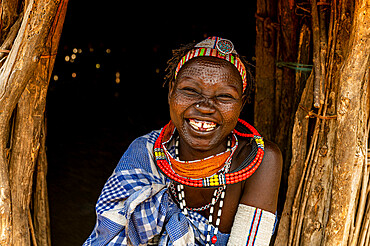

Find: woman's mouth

[188,119,217,132]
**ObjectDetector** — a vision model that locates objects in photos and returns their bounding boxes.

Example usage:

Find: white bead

[216,218,220,226]
[221,191,225,199]
[209,215,213,223]
[206,234,210,241]
[213,189,218,196]
[212,198,216,205]
[214,227,219,235]
[219,200,224,208]
[210,206,214,214]
[217,209,222,217]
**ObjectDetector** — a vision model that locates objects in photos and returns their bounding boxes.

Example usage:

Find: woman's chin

[181,129,224,154]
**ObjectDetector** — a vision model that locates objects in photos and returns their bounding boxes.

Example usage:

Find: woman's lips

[188,118,217,132]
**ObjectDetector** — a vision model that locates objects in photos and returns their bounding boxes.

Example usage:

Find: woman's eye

[180,87,200,95]
[217,94,235,101]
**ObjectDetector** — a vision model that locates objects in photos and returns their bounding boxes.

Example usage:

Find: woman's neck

[177,137,228,161]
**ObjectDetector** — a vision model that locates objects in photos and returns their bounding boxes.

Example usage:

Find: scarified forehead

[174,36,247,92]
[175,56,243,93]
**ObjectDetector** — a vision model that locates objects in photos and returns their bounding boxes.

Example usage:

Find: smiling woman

[169,56,246,157]
[83,37,283,246]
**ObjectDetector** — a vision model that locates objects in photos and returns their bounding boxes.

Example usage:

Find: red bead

[154,119,265,188]
[211,235,217,244]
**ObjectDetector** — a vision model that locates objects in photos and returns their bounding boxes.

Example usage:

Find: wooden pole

[273,0,370,244]
[254,0,277,140]
[0,0,68,244]
[324,0,370,244]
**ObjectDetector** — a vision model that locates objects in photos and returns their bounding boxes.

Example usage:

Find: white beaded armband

[227,204,276,246]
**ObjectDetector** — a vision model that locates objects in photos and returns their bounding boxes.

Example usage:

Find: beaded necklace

[154,119,264,246]
[168,136,231,212]
[167,135,234,179]
[171,137,230,246]
[154,119,265,188]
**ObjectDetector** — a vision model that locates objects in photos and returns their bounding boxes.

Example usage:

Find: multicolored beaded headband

[175,36,248,92]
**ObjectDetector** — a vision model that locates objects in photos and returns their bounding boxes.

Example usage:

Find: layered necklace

[153,118,264,246]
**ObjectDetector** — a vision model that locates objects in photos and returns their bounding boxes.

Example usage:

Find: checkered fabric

[83,130,230,246]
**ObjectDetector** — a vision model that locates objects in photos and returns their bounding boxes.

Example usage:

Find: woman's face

[169,56,246,155]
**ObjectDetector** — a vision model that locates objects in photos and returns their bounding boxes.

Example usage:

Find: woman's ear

[240,94,248,112]
[168,79,175,102]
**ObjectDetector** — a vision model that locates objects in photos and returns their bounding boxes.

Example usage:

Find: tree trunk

[0,0,68,245]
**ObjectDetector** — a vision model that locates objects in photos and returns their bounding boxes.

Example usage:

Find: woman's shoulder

[263,139,283,173]
[123,130,161,151]
[115,130,161,172]
[239,138,283,213]
[234,137,282,171]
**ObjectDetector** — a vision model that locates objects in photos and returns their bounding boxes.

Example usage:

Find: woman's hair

[164,41,255,103]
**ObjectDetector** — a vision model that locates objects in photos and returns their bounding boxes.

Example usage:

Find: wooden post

[273,0,370,244]
[324,0,370,243]
[0,0,68,245]
[254,0,277,140]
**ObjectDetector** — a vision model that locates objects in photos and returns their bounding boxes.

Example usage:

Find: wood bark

[33,120,51,246]
[255,0,277,140]
[274,23,312,245]
[324,0,370,243]
[255,0,301,220]
[270,0,370,245]
[0,0,68,245]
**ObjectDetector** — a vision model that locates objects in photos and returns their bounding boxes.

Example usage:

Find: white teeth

[188,119,217,131]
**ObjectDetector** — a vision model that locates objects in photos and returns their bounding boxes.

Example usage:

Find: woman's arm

[227,141,282,245]
[240,139,283,213]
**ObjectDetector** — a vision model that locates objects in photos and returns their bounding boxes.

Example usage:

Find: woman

[84,37,282,246]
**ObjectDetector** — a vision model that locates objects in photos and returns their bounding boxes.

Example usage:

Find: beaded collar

[154,119,265,188]
[162,130,238,180]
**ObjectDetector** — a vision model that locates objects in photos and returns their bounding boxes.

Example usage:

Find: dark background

[46,3,257,245]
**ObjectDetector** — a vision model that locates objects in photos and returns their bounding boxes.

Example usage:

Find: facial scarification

[168,56,245,160]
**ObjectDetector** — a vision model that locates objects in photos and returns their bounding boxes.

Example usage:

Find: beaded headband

[175,36,247,92]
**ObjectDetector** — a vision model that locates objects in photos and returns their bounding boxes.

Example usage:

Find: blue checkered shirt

[83,130,230,245]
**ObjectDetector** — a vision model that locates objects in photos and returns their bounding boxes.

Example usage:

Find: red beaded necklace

[154,119,265,188]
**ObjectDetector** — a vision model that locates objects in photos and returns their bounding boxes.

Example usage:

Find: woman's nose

[195,98,216,114]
